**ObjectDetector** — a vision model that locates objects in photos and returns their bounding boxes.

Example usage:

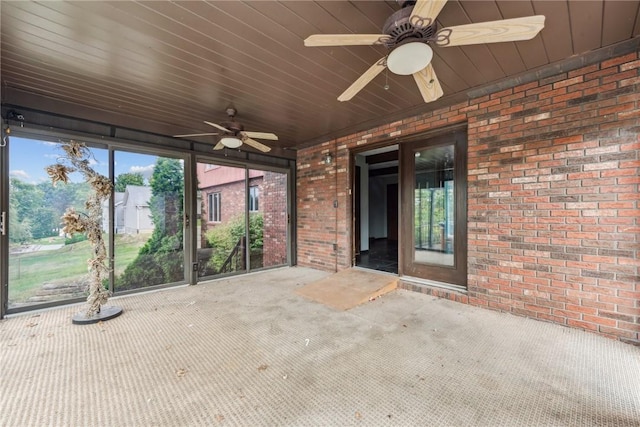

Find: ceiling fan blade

[436,15,545,47]
[338,58,386,102]
[411,0,448,22]
[213,141,225,150]
[413,64,444,103]
[173,132,219,138]
[204,121,232,133]
[243,137,271,153]
[242,131,279,141]
[304,34,385,47]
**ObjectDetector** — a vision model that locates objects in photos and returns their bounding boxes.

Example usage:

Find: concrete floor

[1,267,639,426]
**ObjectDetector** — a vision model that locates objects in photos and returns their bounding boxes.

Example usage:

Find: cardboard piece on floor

[295,268,397,310]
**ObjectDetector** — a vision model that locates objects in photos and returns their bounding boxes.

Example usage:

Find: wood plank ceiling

[1,1,639,155]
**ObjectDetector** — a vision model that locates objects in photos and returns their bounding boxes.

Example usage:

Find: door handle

[0,211,5,236]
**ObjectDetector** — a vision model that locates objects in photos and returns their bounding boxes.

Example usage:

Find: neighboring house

[198,164,264,228]
[102,185,153,234]
[102,192,125,234]
[196,164,288,267]
[122,185,153,234]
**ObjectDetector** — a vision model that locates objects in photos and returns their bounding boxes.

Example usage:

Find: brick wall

[297,144,350,270]
[201,172,288,267]
[262,171,288,267]
[297,52,639,344]
[201,176,261,246]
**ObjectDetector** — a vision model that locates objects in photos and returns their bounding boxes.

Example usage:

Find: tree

[10,178,44,223]
[30,207,58,239]
[148,158,183,241]
[114,172,144,192]
[8,179,35,243]
[38,180,86,216]
[10,176,91,242]
[117,157,184,289]
[8,202,32,244]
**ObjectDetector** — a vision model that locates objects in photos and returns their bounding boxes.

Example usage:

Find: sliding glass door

[0,131,290,317]
[196,161,247,278]
[195,161,288,280]
[1,135,187,312]
[113,151,185,291]
[6,137,108,308]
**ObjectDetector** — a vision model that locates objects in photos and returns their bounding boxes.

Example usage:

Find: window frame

[208,192,221,222]
[249,185,259,212]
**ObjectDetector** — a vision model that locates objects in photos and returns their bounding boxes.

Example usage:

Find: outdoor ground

[1,267,638,426]
[8,233,149,305]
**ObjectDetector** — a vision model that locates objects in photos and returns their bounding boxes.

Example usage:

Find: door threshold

[399,275,468,294]
[352,265,398,277]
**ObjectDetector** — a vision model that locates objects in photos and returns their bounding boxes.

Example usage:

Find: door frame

[193,155,293,283]
[0,128,8,318]
[350,145,399,268]
[399,129,468,287]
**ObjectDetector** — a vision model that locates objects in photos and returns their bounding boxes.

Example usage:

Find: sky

[8,137,160,185]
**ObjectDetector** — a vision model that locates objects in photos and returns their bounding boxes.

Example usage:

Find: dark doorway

[354,147,399,274]
[355,165,361,257]
[387,183,398,241]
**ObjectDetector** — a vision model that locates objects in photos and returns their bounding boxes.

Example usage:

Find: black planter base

[72,306,123,325]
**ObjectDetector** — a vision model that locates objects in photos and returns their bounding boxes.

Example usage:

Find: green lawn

[33,236,67,245]
[8,233,151,304]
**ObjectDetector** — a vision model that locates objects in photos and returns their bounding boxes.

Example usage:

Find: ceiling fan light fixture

[387,42,433,75]
[220,136,242,149]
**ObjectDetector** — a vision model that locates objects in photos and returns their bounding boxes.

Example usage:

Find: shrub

[115,253,166,291]
[204,213,263,273]
[65,233,88,245]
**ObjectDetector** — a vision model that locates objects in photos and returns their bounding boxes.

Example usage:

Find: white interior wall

[356,155,369,252]
[368,174,397,240]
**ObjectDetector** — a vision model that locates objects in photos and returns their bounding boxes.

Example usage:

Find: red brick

[599,102,636,115]
[620,59,640,71]
[602,52,638,68]
[297,51,640,345]
[603,69,638,84]
[597,326,638,340]
[568,64,599,78]
[567,319,598,332]
[585,67,618,81]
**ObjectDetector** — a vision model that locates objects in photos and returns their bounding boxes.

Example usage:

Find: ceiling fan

[173,107,278,153]
[304,0,545,103]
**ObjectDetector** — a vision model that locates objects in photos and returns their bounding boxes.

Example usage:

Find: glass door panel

[7,137,108,308]
[196,162,246,278]
[401,131,467,287]
[413,145,455,266]
[248,169,288,269]
[113,152,185,291]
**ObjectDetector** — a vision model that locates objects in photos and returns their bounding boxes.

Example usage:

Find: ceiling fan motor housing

[395,0,416,9]
[222,120,244,135]
[382,6,436,48]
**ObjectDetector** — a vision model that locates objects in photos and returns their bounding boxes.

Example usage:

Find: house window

[249,186,259,212]
[208,192,221,222]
